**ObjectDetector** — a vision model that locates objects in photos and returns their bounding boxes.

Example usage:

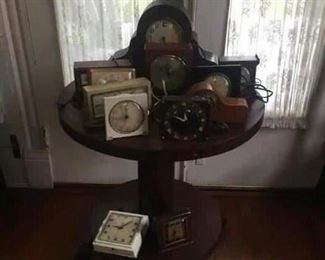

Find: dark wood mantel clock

[59,1,265,259]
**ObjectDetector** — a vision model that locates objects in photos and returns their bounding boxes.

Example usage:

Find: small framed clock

[154,210,193,252]
[104,92,149,140]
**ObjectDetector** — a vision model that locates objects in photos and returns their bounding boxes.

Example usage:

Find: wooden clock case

[110,0,216,76]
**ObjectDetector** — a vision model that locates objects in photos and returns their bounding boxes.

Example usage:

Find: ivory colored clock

[93,210,149,258]
[82,77,151,128]
[104,92,149,140]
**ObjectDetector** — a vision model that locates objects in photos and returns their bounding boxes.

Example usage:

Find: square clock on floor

[154,210,193,252]
[93,210,149,258]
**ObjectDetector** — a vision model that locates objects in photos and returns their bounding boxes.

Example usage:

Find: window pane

[54,0,153,85]
[225,0,325,128]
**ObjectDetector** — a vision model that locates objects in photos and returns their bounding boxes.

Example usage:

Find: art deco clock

[73,59,134,105]
[82,77,151,127]
[104,92,149,140]
[93,210,149,258]
[160,96,213,141]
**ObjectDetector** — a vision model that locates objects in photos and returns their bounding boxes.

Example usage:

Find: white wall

[6,0,325,187]
[190,0,325,188]
[0,2,27,186]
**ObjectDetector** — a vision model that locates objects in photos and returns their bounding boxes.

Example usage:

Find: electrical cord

[240,76,273,103]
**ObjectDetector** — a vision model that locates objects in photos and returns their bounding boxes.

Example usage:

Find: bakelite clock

[160,96,212,141]
[104,92,149,140]
[93,210,149,258]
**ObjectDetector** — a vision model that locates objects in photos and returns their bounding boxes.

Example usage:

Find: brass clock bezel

[150,54,188,94]
[205,72,232,98]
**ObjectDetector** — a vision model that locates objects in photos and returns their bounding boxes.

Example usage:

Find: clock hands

[112,221,132,230]
[173,113,188,123]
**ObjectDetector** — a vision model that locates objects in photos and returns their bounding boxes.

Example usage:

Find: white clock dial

[146,19,183,43]
[109,101,144,134]
[205,73,231,98]
[98,213,141,245]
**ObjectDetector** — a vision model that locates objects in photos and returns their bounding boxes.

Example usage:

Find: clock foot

[85,180,222,260]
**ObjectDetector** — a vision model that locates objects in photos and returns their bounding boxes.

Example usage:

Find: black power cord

[241,75,273,103]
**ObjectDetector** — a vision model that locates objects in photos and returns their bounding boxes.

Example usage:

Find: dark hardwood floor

[0,186,324,260]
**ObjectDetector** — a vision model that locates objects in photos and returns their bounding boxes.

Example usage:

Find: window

[54,0,153,85]
[54,0,192,85]
[225,0,325,128]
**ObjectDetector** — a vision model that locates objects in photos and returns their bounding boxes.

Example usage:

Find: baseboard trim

[24,149,53,188]
[6,182,29,188]
[53,182,316,196]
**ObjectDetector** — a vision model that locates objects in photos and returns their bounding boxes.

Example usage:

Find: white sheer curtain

[54,0,192,86]
[225,0,325,129]
[54,0,153,85]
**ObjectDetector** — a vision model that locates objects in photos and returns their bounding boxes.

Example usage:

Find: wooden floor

[0,186,324,260]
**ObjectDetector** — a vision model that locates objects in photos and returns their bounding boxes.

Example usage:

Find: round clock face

[150,55,187,93]
[109,101,144,134]
[205,73,231,98]
[146,19,183,43]
[164,101,207,141]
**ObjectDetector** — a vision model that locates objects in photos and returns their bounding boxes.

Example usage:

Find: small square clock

[104,92,149,140]
[154,210,193,252]
[73,59,134,106]
[93,210,149,258]
[82,77,152,128]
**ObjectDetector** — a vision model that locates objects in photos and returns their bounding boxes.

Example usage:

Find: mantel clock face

[163,101,207,141]
[146,19,183,43]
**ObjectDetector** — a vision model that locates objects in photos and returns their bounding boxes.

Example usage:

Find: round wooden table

[58,83,264,260]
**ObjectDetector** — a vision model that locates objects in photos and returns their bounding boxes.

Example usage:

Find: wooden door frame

[0,0,53,188]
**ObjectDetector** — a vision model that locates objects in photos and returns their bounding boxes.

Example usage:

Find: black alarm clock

[160,96,213,141]
[218,55,260,85]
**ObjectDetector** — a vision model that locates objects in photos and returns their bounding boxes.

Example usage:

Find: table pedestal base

[82,180,222,260]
